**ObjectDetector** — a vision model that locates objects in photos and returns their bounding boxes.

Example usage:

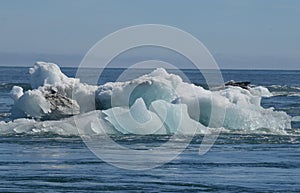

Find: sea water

[0,66,299,192]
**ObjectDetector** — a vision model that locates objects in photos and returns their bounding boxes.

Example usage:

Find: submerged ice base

[0,62,292,135]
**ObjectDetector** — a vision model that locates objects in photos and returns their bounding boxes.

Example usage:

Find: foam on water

[0,62,293,136]
[268,85,300,97]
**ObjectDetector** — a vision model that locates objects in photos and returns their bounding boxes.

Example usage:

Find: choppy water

[0,67,300,192]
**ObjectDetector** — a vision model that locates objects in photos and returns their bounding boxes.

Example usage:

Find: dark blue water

[0,67,300,192]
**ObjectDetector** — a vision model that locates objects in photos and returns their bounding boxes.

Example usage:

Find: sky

[0,0,299,69]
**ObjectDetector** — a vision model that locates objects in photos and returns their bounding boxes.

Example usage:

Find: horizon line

[0,65,299,71]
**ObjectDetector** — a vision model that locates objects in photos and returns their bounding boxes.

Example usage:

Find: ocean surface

[0,66,300,192]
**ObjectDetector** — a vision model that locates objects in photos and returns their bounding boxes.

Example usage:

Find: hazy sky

[0,0,299,69]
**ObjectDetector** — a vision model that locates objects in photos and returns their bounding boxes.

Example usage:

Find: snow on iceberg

[2,61,292,135]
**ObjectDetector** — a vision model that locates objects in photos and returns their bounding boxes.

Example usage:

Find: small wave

[292,116,300,122]
[268,85,300,96]
[0,83,31,92]
[0,112,11,122]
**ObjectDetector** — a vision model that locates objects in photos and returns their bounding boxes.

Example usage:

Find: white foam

[268,85,300,96]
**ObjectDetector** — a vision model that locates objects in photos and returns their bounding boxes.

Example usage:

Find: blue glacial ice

[0,62,292,135]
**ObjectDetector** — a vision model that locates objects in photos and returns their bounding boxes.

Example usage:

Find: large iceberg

[1,62,292,135]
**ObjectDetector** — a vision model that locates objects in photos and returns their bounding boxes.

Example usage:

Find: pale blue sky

[0,0,299,69]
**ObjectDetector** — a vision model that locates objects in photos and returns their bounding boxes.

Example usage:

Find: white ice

[1,61,292,135]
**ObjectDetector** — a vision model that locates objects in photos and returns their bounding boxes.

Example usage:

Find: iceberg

[10,62,98,120]
[1,62,291,136]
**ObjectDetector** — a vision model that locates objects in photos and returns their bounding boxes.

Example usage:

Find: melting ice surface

[0,62,292,136]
